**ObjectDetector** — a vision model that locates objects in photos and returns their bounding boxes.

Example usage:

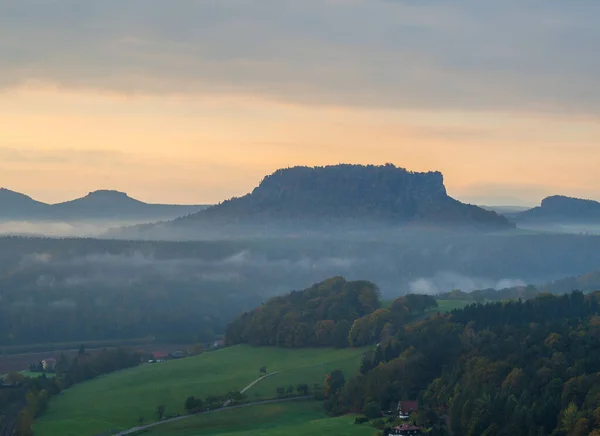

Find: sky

[1,0,600,206]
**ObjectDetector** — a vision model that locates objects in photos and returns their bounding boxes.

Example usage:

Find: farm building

[390,424,423,435]
[397,400,418,419]
[149,351,169,363]
[42,358,57,372]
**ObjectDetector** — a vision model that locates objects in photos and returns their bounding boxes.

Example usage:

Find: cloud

[23,250,358,288]
[409,271,526,295]
[1,0,599,115]
[0,147,130,166]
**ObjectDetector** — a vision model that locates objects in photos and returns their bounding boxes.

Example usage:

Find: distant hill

[480,205,530,215]
[48,190,207,220]
[0,188,208,223]
[134,165,513,236]
[437,268,600,303]
[0,188,50,219]
[518,195,600,222]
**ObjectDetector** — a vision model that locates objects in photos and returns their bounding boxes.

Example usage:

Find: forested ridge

[225,277,382,348]
[324,292,600,436]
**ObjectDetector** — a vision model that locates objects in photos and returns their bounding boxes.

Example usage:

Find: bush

[355,416,369,424]
[372,419,386,430]
[364,401,382,420]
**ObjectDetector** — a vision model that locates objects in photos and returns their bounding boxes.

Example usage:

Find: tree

[363,401,381,420]
[185,396,198,411]
[324,370,345,398]
[260,366,267,375]
[286,385,294,395]
[4,371,25,385]
[296,384,309,395]
[156,404,166,420]
[333,320,351,348]
[189,343,204,356]
[78,344,86,356]
[138,416,145,425]
[276,387,285,397]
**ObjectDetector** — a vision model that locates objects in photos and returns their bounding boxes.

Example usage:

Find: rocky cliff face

[179,164,513,229]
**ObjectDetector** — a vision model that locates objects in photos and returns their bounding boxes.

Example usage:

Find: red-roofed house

[391,424,423,435]
[397,400,419,419]
[150,352,169,362]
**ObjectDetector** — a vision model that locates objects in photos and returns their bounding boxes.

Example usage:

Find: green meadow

[145,400,377,436]
[34,345,366,436]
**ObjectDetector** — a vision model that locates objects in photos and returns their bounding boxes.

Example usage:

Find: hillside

[225,277,381,348]
[518,195,600,222]
[326,291,600,435]
[49,190,207,220]
[0,188,207,222]
[132,165,513,236]
[144,402,372,436]
[437,267,600,302]
[0,188,50,219]
[34,345,366,436]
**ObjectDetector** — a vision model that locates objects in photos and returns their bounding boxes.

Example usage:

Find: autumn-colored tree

[324,370,345,398]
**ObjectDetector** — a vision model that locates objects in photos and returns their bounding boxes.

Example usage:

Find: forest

[225,277,382,348]
[226,276,442,350]
[323,292,600,435]
[4,231,600,348]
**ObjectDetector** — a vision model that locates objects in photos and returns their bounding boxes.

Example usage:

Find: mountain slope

[518,195,600,222]
[170,164,513,230]
[0,189,208,222]
[0,188,50,219]
[49,190,207,220]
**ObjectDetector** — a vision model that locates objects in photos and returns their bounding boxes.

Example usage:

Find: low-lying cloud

[409,272,526,295]
[24,250,359,290]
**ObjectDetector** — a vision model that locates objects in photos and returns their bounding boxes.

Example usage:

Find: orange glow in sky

[2,1,599,206]
[1,84,599,206]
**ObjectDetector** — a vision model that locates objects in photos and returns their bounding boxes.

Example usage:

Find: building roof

[152,351,169,359]
[394,424,422,431]
[399,400,419,413]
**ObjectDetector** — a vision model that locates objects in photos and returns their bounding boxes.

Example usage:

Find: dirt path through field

[115,396,311,436]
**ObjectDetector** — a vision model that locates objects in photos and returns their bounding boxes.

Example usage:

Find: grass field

[434,299,472,312]
[381,298,472,312]
[145,400,376,436]
[34,345,367,436]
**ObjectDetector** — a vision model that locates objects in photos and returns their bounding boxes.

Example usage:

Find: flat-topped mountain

[518,195,600,222]
[0,188,208,222]
[155,164,513,232]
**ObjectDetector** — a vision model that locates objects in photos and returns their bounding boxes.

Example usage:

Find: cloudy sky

[1,0,599,206]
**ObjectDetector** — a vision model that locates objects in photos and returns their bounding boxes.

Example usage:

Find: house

[397,400,418,419]
[42,358,57,372]
[213,340,224,349]
[171,351,185,359]
[390,424,423,435]
[149,351,169,363]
